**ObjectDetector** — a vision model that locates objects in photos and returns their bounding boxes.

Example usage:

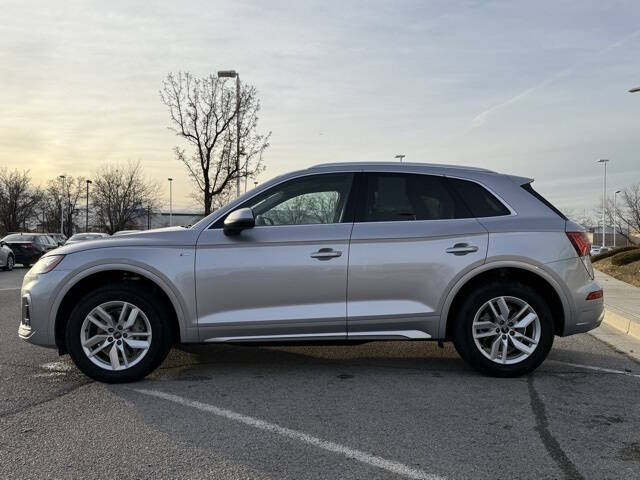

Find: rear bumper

[563,299,604,335]
[12,251,42,266]
[545,257,604,336]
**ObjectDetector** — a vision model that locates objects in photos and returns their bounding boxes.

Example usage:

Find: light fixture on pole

[395,154,405,163]
[59,175,66,236]
[168,178,173,226]
[614,190,621,248]
[85,180,92,232]
[629,86,640,93]
[218,69,241,198]
[597,159,609,248]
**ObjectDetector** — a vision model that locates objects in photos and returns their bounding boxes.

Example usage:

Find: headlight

[31,255,65,274]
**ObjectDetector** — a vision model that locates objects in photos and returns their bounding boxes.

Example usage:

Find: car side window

[446,178,511,217]
[359,173,471,222]
[222,173,355,227]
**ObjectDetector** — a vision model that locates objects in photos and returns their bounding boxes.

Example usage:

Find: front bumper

[18,269,69,348]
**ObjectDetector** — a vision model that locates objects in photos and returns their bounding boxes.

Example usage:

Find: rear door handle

[445,243,479,255]
[310,248,342,260]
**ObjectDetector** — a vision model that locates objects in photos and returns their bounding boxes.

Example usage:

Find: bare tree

[91,162,159,234]
[591,187,639,245]
[40,176,86,236]
[618,183,640,237]
[0,168,41,234]
[160,72,270,215]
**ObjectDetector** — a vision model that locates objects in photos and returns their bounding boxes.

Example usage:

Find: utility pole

[218,70,241,198]
[598,159,609,248]
[168,178,173,226]
[59,175,66,236]
[85,179,92,232]
[395,154,405,163]
[614,190,620,248]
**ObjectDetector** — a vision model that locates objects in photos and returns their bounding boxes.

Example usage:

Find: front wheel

[65,283,173,383]
[3,255,14,271]
[453,281,554,377]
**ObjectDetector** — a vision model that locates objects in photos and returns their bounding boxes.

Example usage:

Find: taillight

[566,231,590,257]
[23,242,34,249]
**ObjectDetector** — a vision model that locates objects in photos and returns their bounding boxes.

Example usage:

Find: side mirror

[223,208,255,236]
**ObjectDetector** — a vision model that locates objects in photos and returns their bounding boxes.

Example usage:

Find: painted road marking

[135,388,444,480]
[0,287,20,291]
[549,360,640,378]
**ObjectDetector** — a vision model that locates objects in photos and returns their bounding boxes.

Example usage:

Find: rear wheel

[453,281,554,377]
[65,283,173,383]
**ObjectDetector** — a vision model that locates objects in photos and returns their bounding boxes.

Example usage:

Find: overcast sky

[1,0,639,214]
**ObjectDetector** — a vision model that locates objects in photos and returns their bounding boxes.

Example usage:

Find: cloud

[470,27,640,128]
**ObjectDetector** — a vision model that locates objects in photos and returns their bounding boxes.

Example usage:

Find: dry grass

[593,256,640,288]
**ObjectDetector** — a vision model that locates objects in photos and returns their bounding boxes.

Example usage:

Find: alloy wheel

[80,301,152,371]
[472,296,541,365]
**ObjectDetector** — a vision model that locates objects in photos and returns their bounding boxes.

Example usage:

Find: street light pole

[598,159,609,248]
[395,154,405,163]
[85,179,92,232]
[59,175,66,236]
[217,70,241,198]
[614,190,621,248]
[168,178,173,226]
[629,86,640,93]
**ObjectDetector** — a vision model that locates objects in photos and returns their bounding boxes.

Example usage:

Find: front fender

[48,252,197,345]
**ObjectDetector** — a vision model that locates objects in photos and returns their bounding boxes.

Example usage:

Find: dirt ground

[593,256,640,288]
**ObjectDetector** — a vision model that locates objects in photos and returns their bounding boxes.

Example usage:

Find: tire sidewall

[66,284,172,383]
[453,281,554,377]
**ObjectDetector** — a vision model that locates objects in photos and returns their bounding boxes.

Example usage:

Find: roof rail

[309,161,494,173]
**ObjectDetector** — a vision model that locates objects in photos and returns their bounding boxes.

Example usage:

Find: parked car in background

[1,233,52,267]
[65,233,110,245]
[48,233,67,246]
[42,235,60,251]
[112,230,141,236]
[19,162,604,383]
[0,241,15,271]
[590,246,611,256]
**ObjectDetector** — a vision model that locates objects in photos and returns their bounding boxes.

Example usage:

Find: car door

[195,172,356,342]
[346,172,490,340]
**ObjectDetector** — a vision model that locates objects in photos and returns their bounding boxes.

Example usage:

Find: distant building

[589,225,635,247]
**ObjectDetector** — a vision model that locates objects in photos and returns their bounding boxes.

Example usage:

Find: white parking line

[134,388,444,480]
[0,287,20,292]
[548,360,640,378]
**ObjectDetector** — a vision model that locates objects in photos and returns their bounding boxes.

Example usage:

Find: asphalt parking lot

[1,269,639,480]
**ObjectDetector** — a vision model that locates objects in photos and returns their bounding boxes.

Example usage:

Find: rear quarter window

[446,178,511,217]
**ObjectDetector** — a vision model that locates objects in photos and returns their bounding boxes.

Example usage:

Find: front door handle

[310,248,342,260]
[445,243,479,256]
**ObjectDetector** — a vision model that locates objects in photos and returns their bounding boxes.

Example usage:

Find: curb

[602,309,640,342]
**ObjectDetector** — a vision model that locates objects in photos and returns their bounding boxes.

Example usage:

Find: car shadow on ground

[146,338,637,382]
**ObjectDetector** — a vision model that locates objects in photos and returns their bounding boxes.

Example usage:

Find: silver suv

[18,163,604,382]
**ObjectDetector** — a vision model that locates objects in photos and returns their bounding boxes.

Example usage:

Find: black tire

[2,255,14,271]
[65,282,173,383]
[452,281,554,377]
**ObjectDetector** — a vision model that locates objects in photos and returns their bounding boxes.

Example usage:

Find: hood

[52,226,199,256]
